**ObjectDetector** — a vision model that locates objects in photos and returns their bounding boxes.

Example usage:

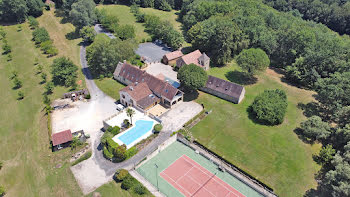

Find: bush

[32,27,50,44]
[101,132,114,146]
[106,137,119,153]
[121,175,136,190]
[134,183,147,195]
[71,151,92,166]
[0,161,3,169]
[28,16,39,29]
[0,185,5,196]
[85,94,91,99]
[45,82,54,95]
[13,78,22,89]
[126,146,138,159]
[154,124,162,133]
[110,126,120,135]
[115,169,129,182]
[250,89,288,125]
[103,146,113,160]
[17,91,24,100]
[2,42,12,54]
[114,144,127,162]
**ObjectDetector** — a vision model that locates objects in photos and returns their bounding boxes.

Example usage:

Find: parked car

[116,104,125,111]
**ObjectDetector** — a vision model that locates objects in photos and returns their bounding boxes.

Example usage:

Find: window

[122,94,125,99]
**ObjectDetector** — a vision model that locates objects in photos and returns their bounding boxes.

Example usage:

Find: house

[162,50,183,65]
[52,129,73,151]
[176,50,210,70]
[200,75,245,104]
[114,62,184,112]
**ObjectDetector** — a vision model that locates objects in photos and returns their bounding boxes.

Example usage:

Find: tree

[97,9,119,32]
[13,78,22,89]
[32,27,50,44]
[69,0,97,30]
[62,0,76,15]
[43,94,50,105]
[236,48,270,76]
[0,185,5,196]
[114,144,127,161]
[154,124,162,133]
[28,16,39,29]
[51,57,78,87]
[26,0,44,17]
[2,42,12,54]
[0,0,28,23]
[70,136,82,150]
[126,108,135,125]
[250,89,288,125]
[115,24,135,40]
[177,63,208,91]
[300,116,331,141]
[114,169,129,182]
[318,144,336,165]
[41,72,47,83]
[17,91,24,100]
[80,26,96,43]
[45,82,54,94]
[86,34,136,76]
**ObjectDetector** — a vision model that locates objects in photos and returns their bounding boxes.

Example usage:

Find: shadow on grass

[183,90,199,102]
[297,102,321,118]
[65,30,80,40]
[225,71,257,85]
[54,9,71,24]
[293,127,315,144]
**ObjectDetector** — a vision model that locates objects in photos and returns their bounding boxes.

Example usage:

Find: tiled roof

[137,94,160,109]
[164,51,183,61]
[120,82,152,102]
[118,63,180,101]
[52,130,73,146]
[205,75,244,99]
[180,50,202,66]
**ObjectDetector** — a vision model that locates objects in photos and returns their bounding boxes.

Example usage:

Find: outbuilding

[52,129,73,151]
[162,50,184,65]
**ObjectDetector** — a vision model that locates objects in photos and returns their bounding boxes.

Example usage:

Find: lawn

[94,77,126,100]
[87,181,153,197]
[191,62,321,197]
[96,5,182,42]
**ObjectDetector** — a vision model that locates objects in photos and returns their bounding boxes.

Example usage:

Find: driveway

[94,24,116,39]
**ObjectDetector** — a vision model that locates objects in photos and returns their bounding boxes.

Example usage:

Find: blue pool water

[117,120,154,146]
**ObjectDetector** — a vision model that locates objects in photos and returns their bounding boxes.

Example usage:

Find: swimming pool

[113,120,155,148]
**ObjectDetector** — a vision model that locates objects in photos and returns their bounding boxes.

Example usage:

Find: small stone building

[162,50,183,65]
[200,75,245,104]
[52,129,73,151]
[176,50,210,70]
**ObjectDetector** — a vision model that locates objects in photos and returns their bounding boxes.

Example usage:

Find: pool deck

[106,107,158,148]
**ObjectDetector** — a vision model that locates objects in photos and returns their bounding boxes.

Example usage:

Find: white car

[116,104,125,111]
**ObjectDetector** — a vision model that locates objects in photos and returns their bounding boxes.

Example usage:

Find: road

[71,30,173,194]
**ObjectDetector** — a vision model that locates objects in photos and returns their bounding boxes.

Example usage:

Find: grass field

[88,181,153,197]
[191,62,321,197]
[96,5,182,42]
[0,10,145,197]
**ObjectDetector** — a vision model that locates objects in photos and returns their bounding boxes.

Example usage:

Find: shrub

[121,175,136,190]
[154,124,162,133]
[0,161,3,169]
[106,137,119,153]
[70,137,83,150]
[250,89,288,125]
[43,94,51,105]
[101,132,114,146]
[2,42,12,54]
[13,78,22,89]
[28,16,39,29]
[45,82,54,95]
[32,27,50,44]
[110,126,120,135]
[115,169,129,182]
[103,146,113,160]
[134,183,147,195]
[0,185,5,196]
[17,91,24,100]
[126,146,138,159]
[7,54,12,61]
[113,144,127,162]
[71,151,92,166]
[85,94,91,99]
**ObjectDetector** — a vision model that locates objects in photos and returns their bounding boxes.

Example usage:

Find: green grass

[87,181,153,197]
[72,151,92,166]
[96,5,182,42]
[94,78,126,100]
[191,62,321,197]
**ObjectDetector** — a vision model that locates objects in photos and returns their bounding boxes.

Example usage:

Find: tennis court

[136,141,264,197]
[160,155,245,197]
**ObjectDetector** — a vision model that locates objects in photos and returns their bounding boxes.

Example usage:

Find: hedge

[115,169,129,182]
[103,146,113,160]
[121,175,137,190]
[154,124,163,133]
[71,151,92,166]
[106,137,119,153]
[134,183,147,195]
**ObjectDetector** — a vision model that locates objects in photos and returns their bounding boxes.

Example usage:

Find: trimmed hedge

[121,175,137,190]
[103,146,113,160]
[154,124,162,133]
[115,169,129,182]
[71,151,92,166]
[134,183,147,195]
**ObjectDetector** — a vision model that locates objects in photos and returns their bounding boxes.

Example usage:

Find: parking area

[135,42,172,62]
[160,101,203,132]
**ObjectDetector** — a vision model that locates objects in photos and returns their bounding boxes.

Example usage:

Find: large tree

[86,34,137,76]
[299,116,331,141]
[0,0,28,22]
[250,89,288,125]
[51,57,78,87]
[177,63,208,91]
[69,0,96,30]
[26,0,43,17]
[236,48,270,76]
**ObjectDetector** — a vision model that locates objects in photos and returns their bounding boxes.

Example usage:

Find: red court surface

[160,155,245,197]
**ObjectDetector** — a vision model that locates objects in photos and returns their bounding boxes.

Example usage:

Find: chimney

[129,86,134,91]
[123,60,126,64]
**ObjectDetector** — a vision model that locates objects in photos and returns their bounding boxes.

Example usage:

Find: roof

[117,63,181,101]
[164,51,184,61]
[205,75,244,99]
[137,94,160,109]
[120,82,152,102]
[180,50,202,66]
[198,53,210,62]
[52,130,73,146]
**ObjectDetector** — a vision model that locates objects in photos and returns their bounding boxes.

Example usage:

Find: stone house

[176,50,210,70]
[162,50,183,65]
[114,62,184,112]
[52,129,73,151]
[200,75,245,104]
